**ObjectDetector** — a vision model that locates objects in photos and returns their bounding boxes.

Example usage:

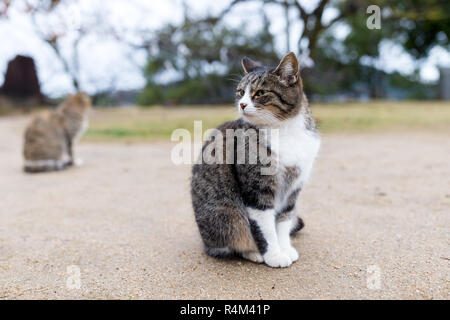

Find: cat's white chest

[74,116,89,143]
[269,115,321,186]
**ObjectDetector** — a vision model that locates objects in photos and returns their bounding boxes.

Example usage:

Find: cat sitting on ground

[191,53,320,268]
[23,92,91,173]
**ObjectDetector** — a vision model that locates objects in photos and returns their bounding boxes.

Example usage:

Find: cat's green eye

[238,90,245,96]
[254,90,266,97]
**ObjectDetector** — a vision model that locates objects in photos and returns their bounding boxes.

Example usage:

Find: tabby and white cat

[23,92,91,173]
[191,53,320,268]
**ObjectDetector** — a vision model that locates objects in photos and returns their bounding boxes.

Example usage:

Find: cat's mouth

[242,112,259,122]
[241,108,259,117]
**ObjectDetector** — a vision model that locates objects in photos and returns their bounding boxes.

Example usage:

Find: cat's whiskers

[255,109,283,126]
[226,73,245,84]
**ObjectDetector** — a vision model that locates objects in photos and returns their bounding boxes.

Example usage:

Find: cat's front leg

[248,208,292,268]
[277,216,299,262]
[276,188,301,262]
[64,136,74,166]
[67,141,84,166]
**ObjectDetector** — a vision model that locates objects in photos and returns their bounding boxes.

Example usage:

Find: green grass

[85,106,237,142]
[313,101,450,131]
[80,101,450,142]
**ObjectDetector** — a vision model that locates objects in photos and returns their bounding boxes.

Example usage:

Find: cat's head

[65,92,92,115]
[236,52,304,126]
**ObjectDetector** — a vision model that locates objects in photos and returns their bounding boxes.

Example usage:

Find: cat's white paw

[264,251,292,268]
[74,158,84,166]
[242,251,264,263]
[281,246,299,262]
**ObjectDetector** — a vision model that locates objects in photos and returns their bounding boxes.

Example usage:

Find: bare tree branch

[199,0,335,61]
[0,0,12,17]
[27,0,86,90]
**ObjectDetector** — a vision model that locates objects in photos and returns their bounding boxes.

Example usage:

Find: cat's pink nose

[240,103,247,110]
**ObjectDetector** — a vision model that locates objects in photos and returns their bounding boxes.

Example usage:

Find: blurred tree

[28,0,84,91]
[379,0,450,59]
[305,8,386,98]
[0,0,12,16]
[215,0,363,63]
[138,0,449,103]
[3,0,446,102]
[138,10,279,105]
[0,0,97,91]
[315,0,449,98]
[218,0,449,63]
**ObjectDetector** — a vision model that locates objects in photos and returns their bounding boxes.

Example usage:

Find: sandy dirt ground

[0,115,449,300]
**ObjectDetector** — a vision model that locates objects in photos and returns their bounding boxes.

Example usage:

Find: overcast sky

[0,0,449,97]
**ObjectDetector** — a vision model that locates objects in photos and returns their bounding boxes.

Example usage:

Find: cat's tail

[290,216,305,236]
[23,159,72,173]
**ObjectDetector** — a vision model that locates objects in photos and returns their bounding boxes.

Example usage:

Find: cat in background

[23,92,91,173]
[191,53,320,268]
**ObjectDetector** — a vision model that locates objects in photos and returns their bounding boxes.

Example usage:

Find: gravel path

[0,116,448,299]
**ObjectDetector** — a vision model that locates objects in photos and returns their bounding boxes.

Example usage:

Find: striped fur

[191,53,320,268]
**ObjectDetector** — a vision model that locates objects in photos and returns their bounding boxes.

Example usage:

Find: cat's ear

[273,52,299,85]
[241,57,262,73]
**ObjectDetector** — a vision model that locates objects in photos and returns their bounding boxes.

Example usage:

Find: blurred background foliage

[136,0,449,105]
[137,13,279,105]
[0,0,449,106]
